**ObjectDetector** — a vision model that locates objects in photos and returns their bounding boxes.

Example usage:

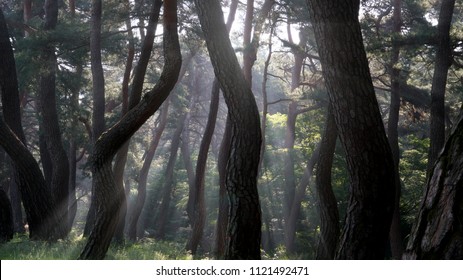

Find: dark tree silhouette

[79,0,181,259]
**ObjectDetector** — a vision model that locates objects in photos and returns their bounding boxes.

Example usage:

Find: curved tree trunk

[212,0,238,259]
[194,0,262,260]
[84,0,163,238]
[307,0,396,259]
[79,0,181,259]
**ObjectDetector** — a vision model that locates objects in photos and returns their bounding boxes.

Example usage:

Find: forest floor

[0,233,195,260]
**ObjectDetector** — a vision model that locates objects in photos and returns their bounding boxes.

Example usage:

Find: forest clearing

[0,0,462,260]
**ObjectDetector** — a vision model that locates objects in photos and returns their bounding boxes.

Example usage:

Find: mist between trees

[0,0,462,259]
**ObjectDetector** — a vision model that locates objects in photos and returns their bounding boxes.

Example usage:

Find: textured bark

[212,0,238,259]
[307,0,396,259]
[388,0,404,259]
[215,116,231,258]
[404,115,463,259]
[79,0,181,259]
[38,0,70,238]
[194,0,262,259]
[84,0,163,238]
[315,108,340,260]
[427,0,456,175]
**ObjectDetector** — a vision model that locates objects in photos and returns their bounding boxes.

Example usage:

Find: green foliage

[0,234,193,260]
[399,134,429,229]
[0,234,85,260]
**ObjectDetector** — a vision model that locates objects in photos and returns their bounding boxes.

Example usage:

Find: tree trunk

[186,79,220,255]
[283,26,309,254]
[79,0,181,259]
[112,2,136,243]
[0,188,13,243]
[283,101,298,253]
[155,112,186,239]
[194,0,262,259]
[0,7,27,235]
[212,0,238,259]
[0,116,62,241]
[307,0,396,259]
[388,0,404,259]
[315,107,340,260]
[83,0,106,237]
[127,100,170,241]
[427,0,456,174]
[285,144,320,254]
[67,64,83,232]
[38,0,70,238]
[404,115,463,259]
[84,0,163,238]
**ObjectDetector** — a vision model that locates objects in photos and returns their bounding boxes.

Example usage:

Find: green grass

[0,234,193,260]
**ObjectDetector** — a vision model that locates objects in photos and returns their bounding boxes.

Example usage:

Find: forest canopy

[0,0,462,260]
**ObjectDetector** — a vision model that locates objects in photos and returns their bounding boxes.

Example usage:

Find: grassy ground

[0,233,194,260]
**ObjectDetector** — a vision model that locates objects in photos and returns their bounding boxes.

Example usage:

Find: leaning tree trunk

[0,116,62,241]
[79,0,181,259]
[194,0,262,260]
[403,115,463,259]
[307,0,396,259]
